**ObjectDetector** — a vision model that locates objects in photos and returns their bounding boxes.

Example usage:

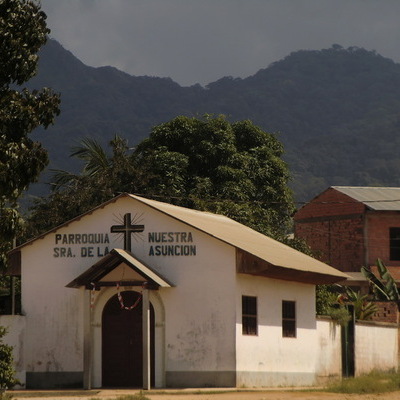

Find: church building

[5,193,347,389]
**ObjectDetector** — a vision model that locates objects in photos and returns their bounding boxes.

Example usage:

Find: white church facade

[4,193,348,389]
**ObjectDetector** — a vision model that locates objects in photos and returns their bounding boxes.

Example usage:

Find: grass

[10,390,101,398]
[325,370,400,394]
[9,374,400,399]
[89,393,150,400]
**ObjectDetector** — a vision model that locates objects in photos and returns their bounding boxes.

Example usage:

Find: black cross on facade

[110,213,144,252]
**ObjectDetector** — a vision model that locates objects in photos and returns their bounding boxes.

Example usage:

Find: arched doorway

[102,290,155,387]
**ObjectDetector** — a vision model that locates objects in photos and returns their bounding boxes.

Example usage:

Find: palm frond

[70,138,110,176]
[361,266,390,300]
[376,258,400,300]
[49,169,81,191]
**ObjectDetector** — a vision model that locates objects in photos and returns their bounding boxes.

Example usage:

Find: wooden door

[102,291,154,387]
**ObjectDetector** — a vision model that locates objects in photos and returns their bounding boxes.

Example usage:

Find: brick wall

[366,212,400,267]
[294,188,366,272]
[295,188,400,274]
[295,217,365,271]
[370,301,399,324]
[295,187,365,220]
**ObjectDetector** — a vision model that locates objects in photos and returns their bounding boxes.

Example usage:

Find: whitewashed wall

[17,196,238,388]
[355,321,398,375]
[313,318,398,381]
[132,201,237,387]
[315,318,341,382]
[235,275,319,387]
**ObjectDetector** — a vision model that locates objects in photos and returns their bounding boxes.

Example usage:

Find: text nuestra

[148,231,196,256]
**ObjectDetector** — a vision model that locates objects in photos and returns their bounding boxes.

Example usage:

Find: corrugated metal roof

[128,194,348,281]
[332,186,400,211]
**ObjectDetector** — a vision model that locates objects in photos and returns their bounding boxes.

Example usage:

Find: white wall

[135,202,237,385]
[235,274,318,387]
[19,196,237,387]
[355,321,398,375]
[315,318,341,381]
[313,319,398,381]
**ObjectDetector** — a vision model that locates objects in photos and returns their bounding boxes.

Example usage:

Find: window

[242,295,257,335]
[282,300,296,338]
[390,228,400,260]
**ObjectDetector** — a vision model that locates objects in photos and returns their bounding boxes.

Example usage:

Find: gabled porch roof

[66,248,173,289]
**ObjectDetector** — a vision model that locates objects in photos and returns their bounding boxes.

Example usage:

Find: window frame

[242,295,258,336]
[282,300,296,338]
[389,227,400,261]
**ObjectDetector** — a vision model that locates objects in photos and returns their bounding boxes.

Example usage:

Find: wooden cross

[110,213,144,252]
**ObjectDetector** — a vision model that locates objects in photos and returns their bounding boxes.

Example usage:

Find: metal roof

[12,193,348,284]
[127,194,348,283]
[332,186,400,211]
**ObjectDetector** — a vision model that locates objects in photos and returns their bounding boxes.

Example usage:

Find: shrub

[0,326,19,389]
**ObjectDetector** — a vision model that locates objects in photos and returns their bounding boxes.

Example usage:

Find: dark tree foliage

[0,0,60,270]
[26,116,300,247]
[25,135,145,239]
[135,115,295,239]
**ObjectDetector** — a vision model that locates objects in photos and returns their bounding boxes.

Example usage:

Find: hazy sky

[40,0,400,87]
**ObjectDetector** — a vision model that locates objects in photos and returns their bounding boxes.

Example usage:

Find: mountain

[27,40,400,202]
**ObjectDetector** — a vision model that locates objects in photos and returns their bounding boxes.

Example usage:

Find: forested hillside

[28,40,400,202]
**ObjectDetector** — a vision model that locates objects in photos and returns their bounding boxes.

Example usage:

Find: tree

[26,115,297,245]
[316,284,378,323]
[344,287,378,321]
[135,115,296,239]
[316,285,351,326]
[25,135,145,239]
[0,0,60,269]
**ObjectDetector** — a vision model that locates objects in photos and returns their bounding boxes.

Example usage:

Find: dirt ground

[9,388,400,400]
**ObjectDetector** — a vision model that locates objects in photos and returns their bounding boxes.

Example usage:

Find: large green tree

[27,115,297,244]
[135,115,295,239]
[0,0,60,269]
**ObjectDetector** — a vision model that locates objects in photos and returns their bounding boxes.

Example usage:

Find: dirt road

[10,389,400,400]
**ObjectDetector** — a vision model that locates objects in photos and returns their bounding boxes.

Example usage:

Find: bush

[0,326,19,389]
[0,391,13,400]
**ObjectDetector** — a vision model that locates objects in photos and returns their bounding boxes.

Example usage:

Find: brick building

[294,186,400,288]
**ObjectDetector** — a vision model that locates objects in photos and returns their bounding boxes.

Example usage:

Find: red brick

[370,301,399,324]
[294,187,400,273]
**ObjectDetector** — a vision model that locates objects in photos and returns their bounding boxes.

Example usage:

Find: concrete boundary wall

[355,321,398,375]
[316,317,398,381]
[315,318,342,383]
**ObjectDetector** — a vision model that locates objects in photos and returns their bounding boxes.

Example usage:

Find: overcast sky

[40,0,400,87]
